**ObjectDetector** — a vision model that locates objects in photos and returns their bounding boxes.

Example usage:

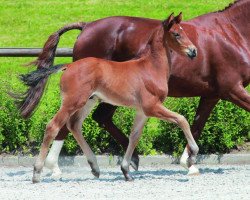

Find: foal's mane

[134,26,163,59]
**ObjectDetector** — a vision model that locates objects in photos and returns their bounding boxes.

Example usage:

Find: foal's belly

[92,90,138,108]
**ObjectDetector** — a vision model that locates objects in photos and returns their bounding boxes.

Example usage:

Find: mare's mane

[218,0,243,12]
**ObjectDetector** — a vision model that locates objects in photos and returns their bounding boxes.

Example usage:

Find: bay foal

[20,13,198,182]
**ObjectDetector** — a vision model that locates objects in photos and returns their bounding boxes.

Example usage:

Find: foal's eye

[173,32,181,39]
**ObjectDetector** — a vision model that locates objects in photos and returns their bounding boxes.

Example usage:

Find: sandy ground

[0,164,249,200]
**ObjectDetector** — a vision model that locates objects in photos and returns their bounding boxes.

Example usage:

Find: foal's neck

[146,28,170,70]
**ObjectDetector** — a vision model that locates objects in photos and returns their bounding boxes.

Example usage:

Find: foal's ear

[174,12,182,24]
[162,12,174,30]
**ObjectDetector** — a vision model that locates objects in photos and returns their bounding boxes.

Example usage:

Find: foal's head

[163,12,197,59]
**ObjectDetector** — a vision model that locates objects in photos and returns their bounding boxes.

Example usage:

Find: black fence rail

[0,48,73,57]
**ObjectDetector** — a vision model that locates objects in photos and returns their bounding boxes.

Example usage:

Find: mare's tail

[15,22,86,118]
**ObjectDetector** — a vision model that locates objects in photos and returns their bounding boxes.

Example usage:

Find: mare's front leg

[32,107,72,183]
[180,97,219,173]
[121,111,147,181]
[144,102,199,175]
[93,103,140,170]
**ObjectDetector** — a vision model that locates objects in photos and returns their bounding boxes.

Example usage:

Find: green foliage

[153,98,250,156]
[1,0,249,156]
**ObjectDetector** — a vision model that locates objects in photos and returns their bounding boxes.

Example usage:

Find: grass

[1,0,249,155]
[0,0,234,109]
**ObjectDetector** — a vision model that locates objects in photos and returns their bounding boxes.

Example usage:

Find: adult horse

[17,0,250,176]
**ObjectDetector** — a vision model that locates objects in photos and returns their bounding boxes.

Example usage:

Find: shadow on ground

[4,166,236,183]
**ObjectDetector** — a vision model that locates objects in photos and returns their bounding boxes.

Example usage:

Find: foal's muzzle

[186,47,197,59]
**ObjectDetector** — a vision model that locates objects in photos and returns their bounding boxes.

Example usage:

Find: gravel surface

[0,165,249,200]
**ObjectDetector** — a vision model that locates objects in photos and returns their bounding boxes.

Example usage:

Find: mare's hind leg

[32,107,72,183]
[227,82,250,112]
[180,97,219,173]
[93,103,140,170]
[121,111,147,181]
[144,103,199,175]
[66,97,100,178]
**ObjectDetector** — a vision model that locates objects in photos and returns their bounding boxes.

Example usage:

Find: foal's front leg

[145,103,199,175]
[121,111,147,181]
[180,97,218,173]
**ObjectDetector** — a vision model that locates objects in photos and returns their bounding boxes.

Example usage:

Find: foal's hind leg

[66,97,100,178]
[45,98,98,177]
[32,107,72,183]
[144,103,199,175]
[121,111,147,181]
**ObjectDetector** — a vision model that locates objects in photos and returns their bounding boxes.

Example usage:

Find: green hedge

[0,76,249,156]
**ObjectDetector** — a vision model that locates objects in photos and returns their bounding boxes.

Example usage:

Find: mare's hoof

[131,156,139,171]
[51,171,62,179]
[187,165,200,176]
[91,170,100,178]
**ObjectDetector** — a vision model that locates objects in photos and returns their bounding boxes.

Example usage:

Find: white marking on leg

[188,165,200,175]
[180,146,189,170]
[45,140,64,177]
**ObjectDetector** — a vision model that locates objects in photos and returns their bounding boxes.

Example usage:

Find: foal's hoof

[121,167,134,181]
[32,175,40,184]
[187,165,200,176]
[131,156,139,171]
[91,170,100,178]
[88,160,100,178]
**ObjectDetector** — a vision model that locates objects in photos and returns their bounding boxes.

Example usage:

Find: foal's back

[61,56,154,108]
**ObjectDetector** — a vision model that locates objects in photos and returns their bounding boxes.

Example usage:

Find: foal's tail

[17,22,86,118]
[12,64,66,117]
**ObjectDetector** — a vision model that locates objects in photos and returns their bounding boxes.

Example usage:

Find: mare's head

[162,12,197,59]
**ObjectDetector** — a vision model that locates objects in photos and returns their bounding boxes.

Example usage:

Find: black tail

[12,64,65,118]
[20,64,65,87]
[15,22,86,118]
